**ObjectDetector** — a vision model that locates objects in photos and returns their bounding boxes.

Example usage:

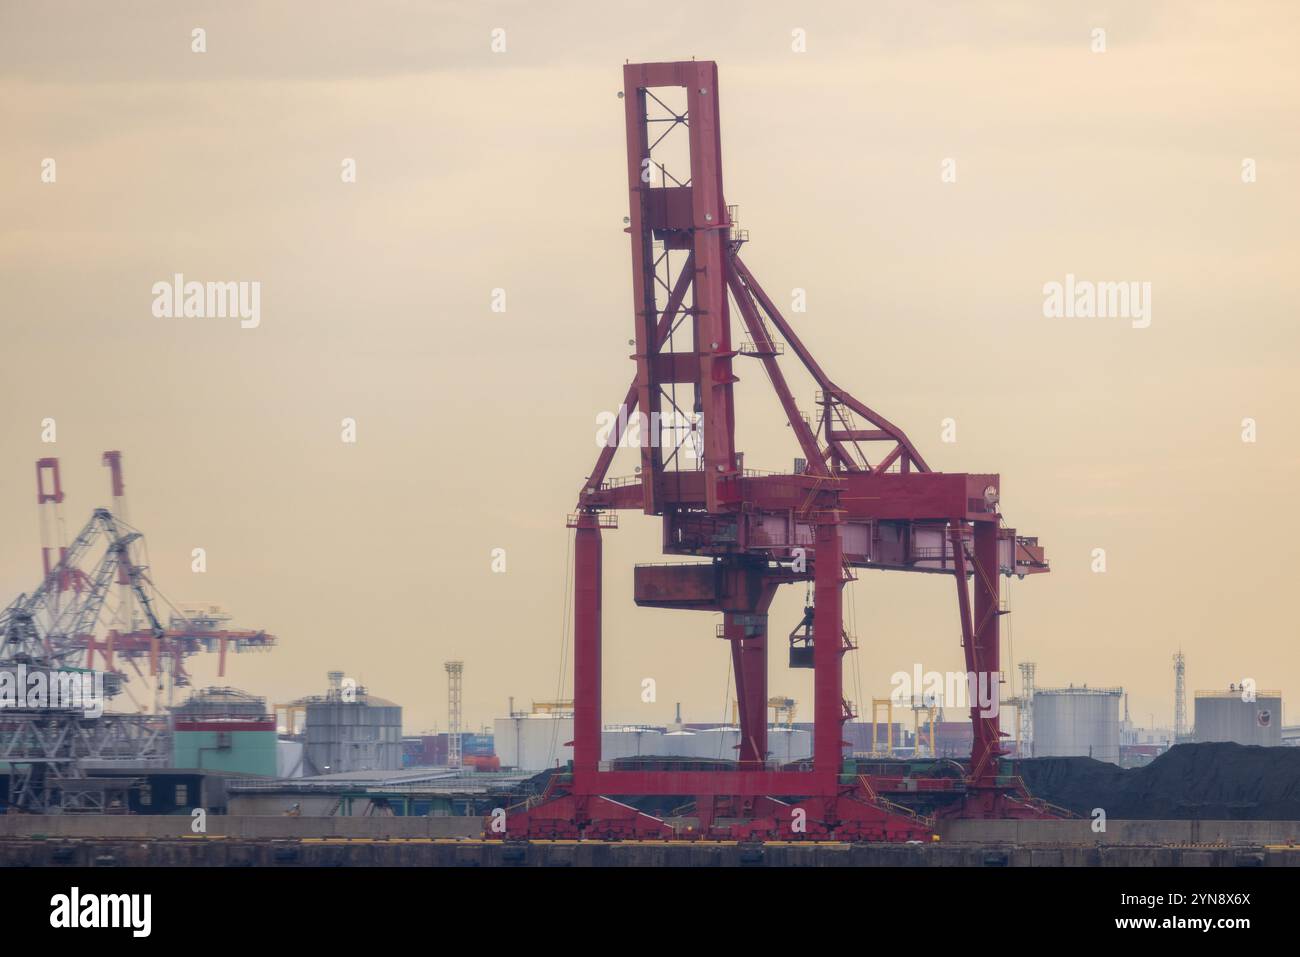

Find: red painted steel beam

[726,270,827,476]
[813,510,847,775]
[102,450,126,498]
[730,256,931,473]
[585,253,697,498]
[35,458,64,504]
[950,522,1004,787]
[622,61,737,514]
[622,72,664,511]
[970,520,1005,784]
[571,513,604,783]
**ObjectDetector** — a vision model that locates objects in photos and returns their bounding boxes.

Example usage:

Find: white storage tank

[660,729,697,758]
[601,726,665,760]
[691,727,741,760]
[1194,691,1283,746]
[766,727,813,764]
[1032,686,1122,763]
[493,715,573,771]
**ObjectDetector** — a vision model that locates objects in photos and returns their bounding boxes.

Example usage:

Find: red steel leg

[573,514,603,787]
[813,511,845,780]
[971,520,1004,786]
[738,628,767,767]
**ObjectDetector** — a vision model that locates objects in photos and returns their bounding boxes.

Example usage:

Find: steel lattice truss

[0,710,169,812]
[0,507,275,691]
[0,710,169,764]
[2,509,165,672]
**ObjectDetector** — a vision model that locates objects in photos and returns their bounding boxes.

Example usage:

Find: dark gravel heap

[515,743,1300,820]
[1016,742,1300,819]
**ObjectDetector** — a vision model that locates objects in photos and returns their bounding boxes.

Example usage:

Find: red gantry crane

[498,61,1056,841]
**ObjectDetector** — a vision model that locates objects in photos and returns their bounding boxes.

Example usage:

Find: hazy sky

[1,1,1297,735]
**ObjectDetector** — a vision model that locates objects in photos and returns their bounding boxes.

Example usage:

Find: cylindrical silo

[691,727,740,761]
[661,729,697,758]
[1032,686,1122,763]
[766,727,812,764]
[1194,691,1283,746]
[492,715,573,771]
[601,726,665,759]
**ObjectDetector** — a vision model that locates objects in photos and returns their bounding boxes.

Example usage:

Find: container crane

[5,454,277,710]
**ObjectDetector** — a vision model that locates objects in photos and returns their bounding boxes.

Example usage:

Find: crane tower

[445,660,464,769]
[1173,651,1188,741]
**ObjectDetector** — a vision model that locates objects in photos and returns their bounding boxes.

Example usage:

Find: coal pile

[1017,742,1300,819]
[516,757,739,816]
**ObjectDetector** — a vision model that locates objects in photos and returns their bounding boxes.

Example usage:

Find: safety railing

[738,337,784,356]
[566,512,618,528]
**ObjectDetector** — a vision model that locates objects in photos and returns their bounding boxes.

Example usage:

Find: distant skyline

[1,1,1297,734]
